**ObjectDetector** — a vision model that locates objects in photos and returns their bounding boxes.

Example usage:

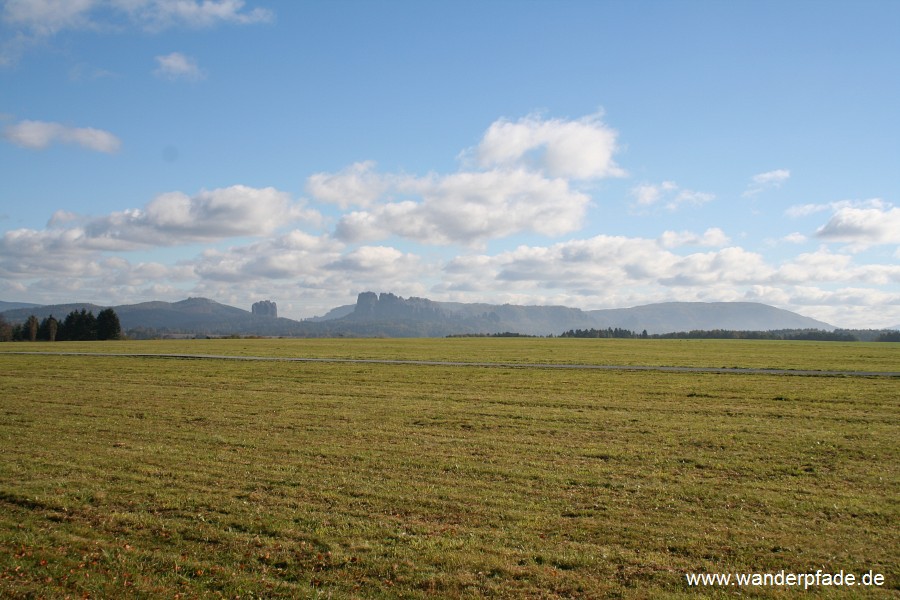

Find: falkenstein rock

[252,300,277,318]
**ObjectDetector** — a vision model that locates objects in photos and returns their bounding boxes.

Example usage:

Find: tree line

[0,309,122,342]
[559,327,900,342]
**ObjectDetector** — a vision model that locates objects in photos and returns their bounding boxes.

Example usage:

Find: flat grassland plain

[0,339,897,598]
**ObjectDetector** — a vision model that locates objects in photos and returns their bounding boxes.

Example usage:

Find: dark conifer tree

[96,308,122,340]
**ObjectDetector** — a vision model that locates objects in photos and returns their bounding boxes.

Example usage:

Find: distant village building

[252,300,277,318]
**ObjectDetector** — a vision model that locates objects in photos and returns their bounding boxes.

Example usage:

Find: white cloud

[91,185,317,246]
[632,181,677,206]
[3,119,120,152]
[434,234,900,327]
[753,169,791,185]
[473,112,626,179]
[306,161,396,209]
[659,228,730,248]
[2,0,95,36]
[307,112,631,247]
[785,198,887,218]
[672,189,715,208]
[0,185,319,266]
[786,203,828,218]
[332,168,590,247]
[783,232,807,244]
[630,181,714,211]
[743,168,790,197]
[1,0,272,65]
[327,245,422,276]
[444,236,774,293]
[0,227,98,276]
[2,0,272,33]
[194,231,343,282]
[454,238,892,299]
[815,205,900,246]
[123,0,273,30]
[154,51,204,81]
[190,235,430,308]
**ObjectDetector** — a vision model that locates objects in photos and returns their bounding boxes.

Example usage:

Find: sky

[1,0,899,329]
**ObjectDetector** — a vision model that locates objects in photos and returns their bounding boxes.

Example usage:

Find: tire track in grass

[5,352,899,377]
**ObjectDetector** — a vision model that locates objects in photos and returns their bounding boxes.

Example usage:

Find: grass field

[2,337,899,372]
[1,339,898,598]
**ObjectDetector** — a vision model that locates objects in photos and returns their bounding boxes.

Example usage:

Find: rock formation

[252,300,277,318]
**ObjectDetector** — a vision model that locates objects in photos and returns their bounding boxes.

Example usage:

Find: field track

[7,350,900,377]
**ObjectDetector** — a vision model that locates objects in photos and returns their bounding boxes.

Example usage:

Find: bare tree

[25,315,39,342]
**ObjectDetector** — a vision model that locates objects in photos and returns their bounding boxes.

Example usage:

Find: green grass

[3,336,899,371]
[0,339,897,598]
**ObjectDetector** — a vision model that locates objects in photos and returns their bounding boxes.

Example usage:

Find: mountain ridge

[1,293,837,337]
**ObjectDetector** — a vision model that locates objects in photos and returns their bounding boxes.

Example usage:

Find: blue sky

[1,0,898,328]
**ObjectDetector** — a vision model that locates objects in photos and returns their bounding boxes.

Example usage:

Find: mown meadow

[0,339,897,598]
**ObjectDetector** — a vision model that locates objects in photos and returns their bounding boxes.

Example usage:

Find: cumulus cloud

[773,248,900,285]
[443,236,774,293]
[306,112,631,247]
[306,161,396,209]
[332,168,590,247]
[630,181,714,211]
[194,231,344,282]
[154,51,204,81]
[190,234,430,308]
[89,185,318,247]
[815,204,900,246]
[0,187,328,309]
[743,168,790,197]
[472,112,626,179]
[0,227,100,276]
[3,119,120,152]
[326,245,422,275]
[0,185,319,266]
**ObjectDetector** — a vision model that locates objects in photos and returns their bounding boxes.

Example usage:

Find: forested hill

[1,298,307,338]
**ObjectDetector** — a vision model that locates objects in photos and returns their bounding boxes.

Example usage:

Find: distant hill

[0,301,43,312]
[116,298,252,330]
[311,292,835,336]
[2,302,106,322]
[306,303,356,321]
[2,293,836,337]
[586,302,834,334]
